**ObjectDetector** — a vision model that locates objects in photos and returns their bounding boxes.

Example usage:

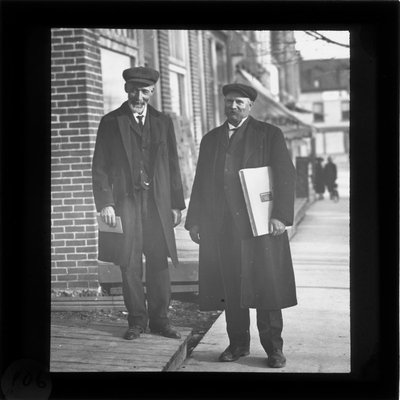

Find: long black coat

[323,162,337,191]
[185,117,297,311]
[313,162,325,194]
[92,102,185,267]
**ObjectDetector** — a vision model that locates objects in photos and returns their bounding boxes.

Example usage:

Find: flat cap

[222,83,257,101]
[123,66,160,87]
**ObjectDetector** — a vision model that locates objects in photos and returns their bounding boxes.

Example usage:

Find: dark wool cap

[222,83,257,101]
[123,66,160,88]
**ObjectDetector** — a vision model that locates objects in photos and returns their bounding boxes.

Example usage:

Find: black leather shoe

[124,326,143,340]
[267,349,286,368]
[151,325,181,339]
[219,346,250,362]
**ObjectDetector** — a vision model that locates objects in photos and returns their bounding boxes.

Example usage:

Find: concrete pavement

[179,185,350,372]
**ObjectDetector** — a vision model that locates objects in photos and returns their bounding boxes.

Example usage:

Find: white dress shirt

[131,104,148,125]
[227,116,248,139]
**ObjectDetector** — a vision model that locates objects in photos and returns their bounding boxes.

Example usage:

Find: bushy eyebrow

[129,87,154,94]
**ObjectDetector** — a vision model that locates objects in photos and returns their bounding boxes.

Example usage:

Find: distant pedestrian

[313,157,325,200]
[185,83,297,368]
[324,156,339,202]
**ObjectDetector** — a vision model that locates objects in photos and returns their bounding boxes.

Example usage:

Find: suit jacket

[185,116,297,310]
[92,101,185,267]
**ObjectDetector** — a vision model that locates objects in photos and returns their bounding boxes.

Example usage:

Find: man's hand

[172,209,182,227]
[189,225,200,244]
[101,206,116,227]
[270,218,286,236]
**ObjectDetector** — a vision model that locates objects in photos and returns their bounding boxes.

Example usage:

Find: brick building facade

[51,29,313,292]
[51,29,104,291]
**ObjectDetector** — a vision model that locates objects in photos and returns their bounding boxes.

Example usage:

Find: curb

[163,330,193,371]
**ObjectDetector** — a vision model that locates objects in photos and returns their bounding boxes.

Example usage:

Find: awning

[235,69,314,139]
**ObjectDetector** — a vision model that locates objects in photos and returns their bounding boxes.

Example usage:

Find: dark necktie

[137,115,144,130]
[228,127,238,143]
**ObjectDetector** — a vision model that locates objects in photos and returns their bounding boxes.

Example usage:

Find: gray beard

[129,103,145,114]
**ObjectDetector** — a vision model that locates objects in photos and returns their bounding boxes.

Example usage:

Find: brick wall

[51,28,103,291]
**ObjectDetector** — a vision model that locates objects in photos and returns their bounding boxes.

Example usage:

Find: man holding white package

[185,83,297,368]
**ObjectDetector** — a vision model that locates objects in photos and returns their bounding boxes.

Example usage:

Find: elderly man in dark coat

[92,67,185,340]
[185,83,297,368]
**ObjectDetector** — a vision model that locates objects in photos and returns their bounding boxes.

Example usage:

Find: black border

[1,1,399,399]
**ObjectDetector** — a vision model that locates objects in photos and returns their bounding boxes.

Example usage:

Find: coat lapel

[117,102,134,173]
[148,105,163,144]
[148,106,163,176]
[212,123,229,180]
[242,117,263,167]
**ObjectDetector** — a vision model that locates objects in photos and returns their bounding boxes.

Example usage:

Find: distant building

[270,31,302,106]
[297,58,350,158]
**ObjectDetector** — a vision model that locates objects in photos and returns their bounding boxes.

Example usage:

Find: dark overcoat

[92,102,185,267]
[313,162,325,194]
[185,117,297,311]
[323,162,337,191]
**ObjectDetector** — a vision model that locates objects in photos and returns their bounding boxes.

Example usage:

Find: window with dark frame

[169,30,185,64]
[168,30,189,118]
[341,100,350,121]
[313,101,324,122]
[170,70,186,117]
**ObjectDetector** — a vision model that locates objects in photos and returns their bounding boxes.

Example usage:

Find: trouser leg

[327,184,334,199]
[119,196,147,330]
[256,309,283,355]
[143,193,171,331]
[120,260,148,330]
[145,254,170,330]
[218,208,250,349]
[224,300,250,348]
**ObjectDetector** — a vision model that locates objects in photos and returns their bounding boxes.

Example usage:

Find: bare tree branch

[304,31,350,49]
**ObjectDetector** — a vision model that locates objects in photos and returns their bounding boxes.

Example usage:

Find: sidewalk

[179,194,350,372]
[50,195,349,373]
